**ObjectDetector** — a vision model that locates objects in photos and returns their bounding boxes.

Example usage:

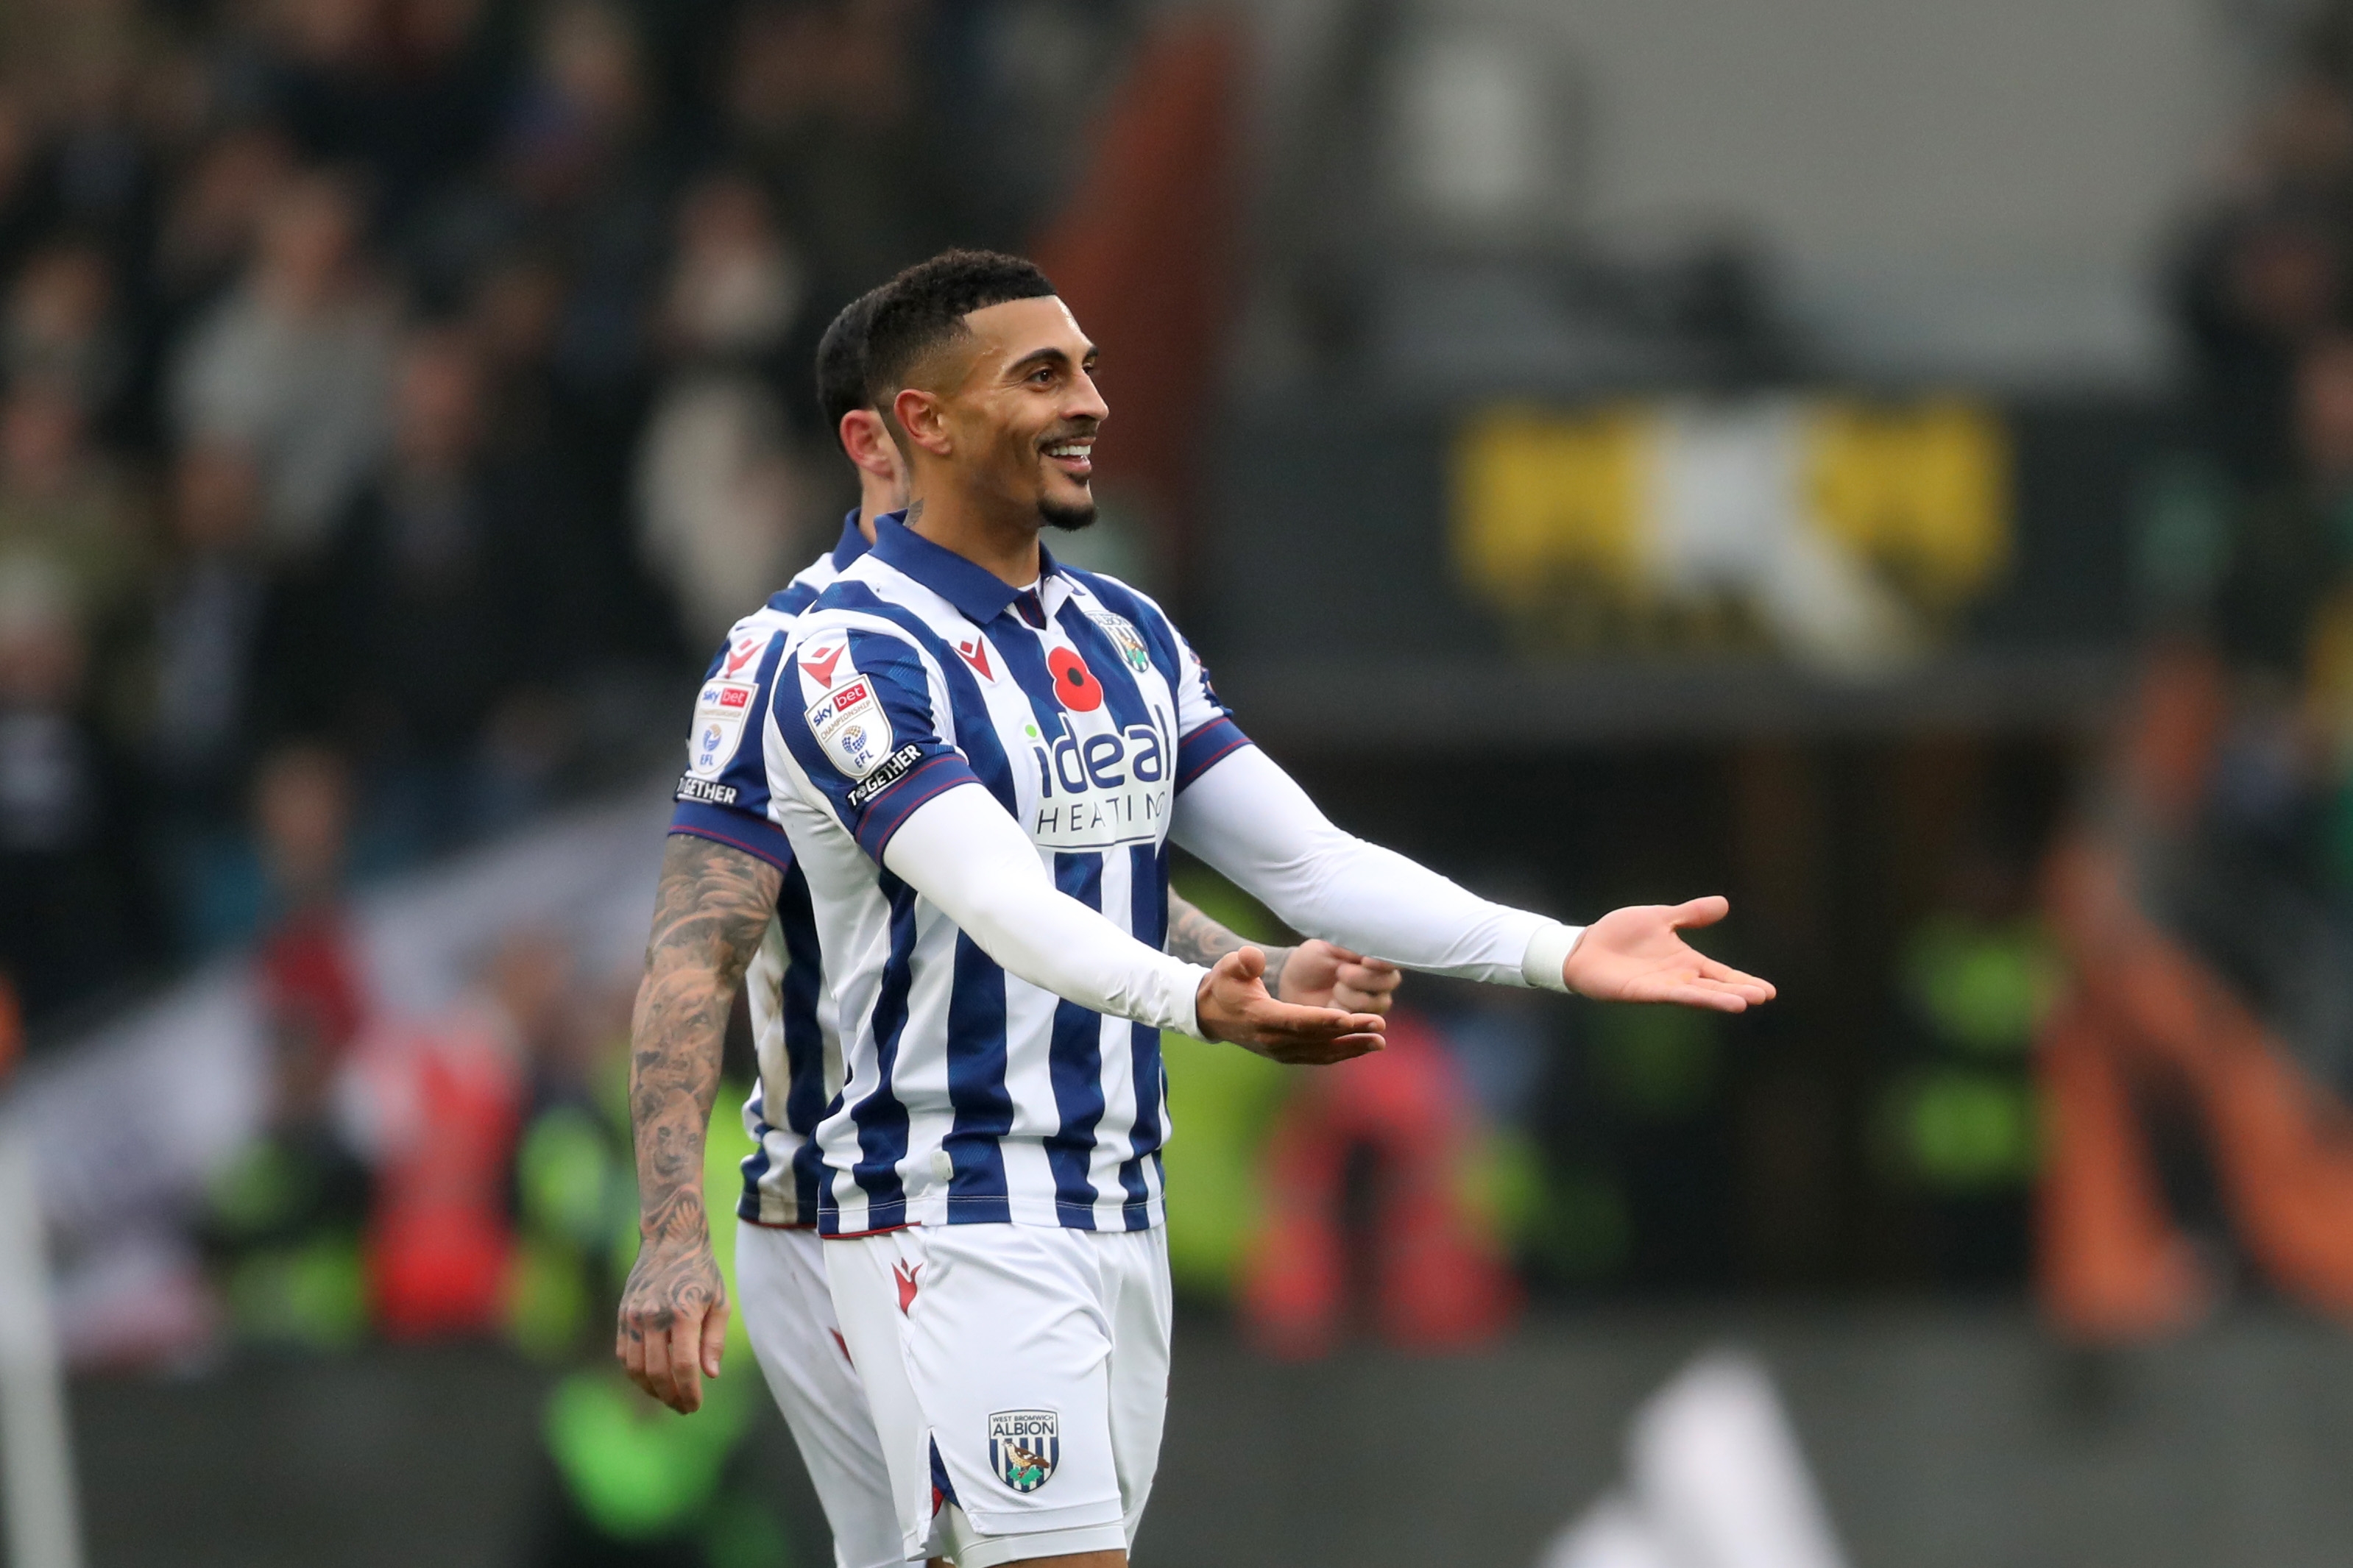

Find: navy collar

[831,510,877,570]
[870,516,1061,625]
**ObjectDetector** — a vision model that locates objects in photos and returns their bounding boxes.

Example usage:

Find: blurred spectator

[0,376,146,628]
[199,745,375,1351]
[242,0,508,229]
[410,1,670,397]
[509,968,634,1362]
[1874,842,2053,1288]
[325,323,567,853]
[634,171,818,645]
[152,127,296,318]
[0,553,146,1035]
[342,929,537,1342]
[468,247,656,661]
[169,168,394,556]
[1241,1010,1521,1359]
[121,443,285,822]
[2211,335,2353,681]
[724,0,969,296]
[4,239,131,426]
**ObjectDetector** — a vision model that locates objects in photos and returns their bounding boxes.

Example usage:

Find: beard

[1040,495,1097,531]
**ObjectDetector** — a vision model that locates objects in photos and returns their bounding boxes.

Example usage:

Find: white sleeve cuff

[1521,921,1585,993]
[1169,964,1209,1040]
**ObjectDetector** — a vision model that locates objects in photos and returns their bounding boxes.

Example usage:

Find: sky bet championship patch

[686,680,757,778]
[988,1409,1059,1493]
[805,675,894,778]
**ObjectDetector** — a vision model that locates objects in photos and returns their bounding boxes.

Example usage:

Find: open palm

[1561,896,1775,1012]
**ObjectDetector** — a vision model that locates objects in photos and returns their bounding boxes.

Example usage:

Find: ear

[837,408,901,482]
[892,386,954,458]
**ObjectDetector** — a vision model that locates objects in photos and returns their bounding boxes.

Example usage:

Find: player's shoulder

[789,553,957,645]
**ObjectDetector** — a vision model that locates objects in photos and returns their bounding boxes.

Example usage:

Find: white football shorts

[734,1220,904,1568]
[827,1223,1173,1568]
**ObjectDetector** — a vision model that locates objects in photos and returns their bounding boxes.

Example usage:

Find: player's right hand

[617,1238,729,1414]
[1195,946,1386,1065]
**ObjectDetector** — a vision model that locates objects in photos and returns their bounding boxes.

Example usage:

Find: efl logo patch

[687,681,757,777]
[988,1410,1059,1494]
[806,677,894,778]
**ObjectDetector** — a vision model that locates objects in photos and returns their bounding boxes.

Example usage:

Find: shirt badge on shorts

[988,1410,1060,1494]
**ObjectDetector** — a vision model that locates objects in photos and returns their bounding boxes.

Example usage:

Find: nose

[1067,368,1108,424]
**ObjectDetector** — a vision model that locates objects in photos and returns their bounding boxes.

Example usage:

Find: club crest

[1088,609,1153,674]
[988,1409,1059,1494]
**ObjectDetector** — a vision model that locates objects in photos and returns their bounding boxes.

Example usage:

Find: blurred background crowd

[11,0,2353,1564]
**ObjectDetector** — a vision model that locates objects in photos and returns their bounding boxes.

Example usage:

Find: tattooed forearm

[628,834,783,1248]
[1165,893,1291,998]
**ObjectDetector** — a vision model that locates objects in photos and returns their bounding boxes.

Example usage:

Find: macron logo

[956,637,994,680]
[895,1261,922,1315]
[722,638,762,678]
[803,645,845,689]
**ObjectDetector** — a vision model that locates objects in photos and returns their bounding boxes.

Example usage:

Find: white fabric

[733,1221,902,1568]
[827,1224,1172,1564]
[881,782,1206,1037]
[1172,744,1583,987]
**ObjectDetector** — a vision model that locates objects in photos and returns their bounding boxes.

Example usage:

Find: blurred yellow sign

[1453,397,2010,668]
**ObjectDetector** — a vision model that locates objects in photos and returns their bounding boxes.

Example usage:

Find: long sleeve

[881,780,1211,1035]
[1172,745,1582,989]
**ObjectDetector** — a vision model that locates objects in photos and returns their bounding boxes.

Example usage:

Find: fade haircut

[814,288,885,436]
[862,249,1057,424]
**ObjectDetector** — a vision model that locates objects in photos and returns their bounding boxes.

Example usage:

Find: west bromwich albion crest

[1086,608,1153,674]
[988,1409,1059,1493]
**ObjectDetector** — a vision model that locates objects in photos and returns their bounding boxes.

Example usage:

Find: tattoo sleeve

[628,835,783,1253]
[1165,893,1291,999]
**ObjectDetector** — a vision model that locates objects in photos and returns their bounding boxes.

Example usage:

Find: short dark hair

[814,288,885,436]
[863,249,1056,416]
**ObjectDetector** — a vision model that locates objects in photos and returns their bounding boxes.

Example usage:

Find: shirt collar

[831,510,876,570]
[869,516,1062,625]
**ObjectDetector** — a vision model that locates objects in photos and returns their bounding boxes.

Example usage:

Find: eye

[1029,366,1055,386]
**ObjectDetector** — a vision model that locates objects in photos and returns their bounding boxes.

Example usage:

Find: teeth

[1047,442,1092,459]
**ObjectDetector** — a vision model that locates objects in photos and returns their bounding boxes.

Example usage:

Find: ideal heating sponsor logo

[1026,709,1173,850]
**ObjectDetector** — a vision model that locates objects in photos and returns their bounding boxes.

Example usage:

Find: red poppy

[1047,645,1104,712]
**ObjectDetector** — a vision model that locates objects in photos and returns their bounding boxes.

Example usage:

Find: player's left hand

[1561,896,1775,1012]
[1276,940,1404,1016]
[616,1236,729,1415]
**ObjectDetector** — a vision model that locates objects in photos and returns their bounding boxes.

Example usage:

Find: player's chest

[955,608,1177,855]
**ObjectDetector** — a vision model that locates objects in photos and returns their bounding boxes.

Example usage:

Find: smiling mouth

[1042,437,1094,478]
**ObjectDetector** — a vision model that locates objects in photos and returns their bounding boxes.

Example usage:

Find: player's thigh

[734,1221,904,1568]
[1102,1227,1173,1543]
[824,1229,949,1562]
[907,1225,1130,1558]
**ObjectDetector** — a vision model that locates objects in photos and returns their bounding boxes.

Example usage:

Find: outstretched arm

[617,834,782,1414]
[1165,894,1403,1021]
[1172,746,1772,1012]
[880,783,1387,1058]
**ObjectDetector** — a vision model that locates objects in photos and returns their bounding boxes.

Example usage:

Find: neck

[853,474,902,543]
[902,480,1041,588]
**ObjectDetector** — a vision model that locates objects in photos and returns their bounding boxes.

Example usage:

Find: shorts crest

[988,1409,1059,1493]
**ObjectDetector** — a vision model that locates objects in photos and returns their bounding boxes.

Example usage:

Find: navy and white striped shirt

[766,518,1247,1235]
[667,513,874,1228]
